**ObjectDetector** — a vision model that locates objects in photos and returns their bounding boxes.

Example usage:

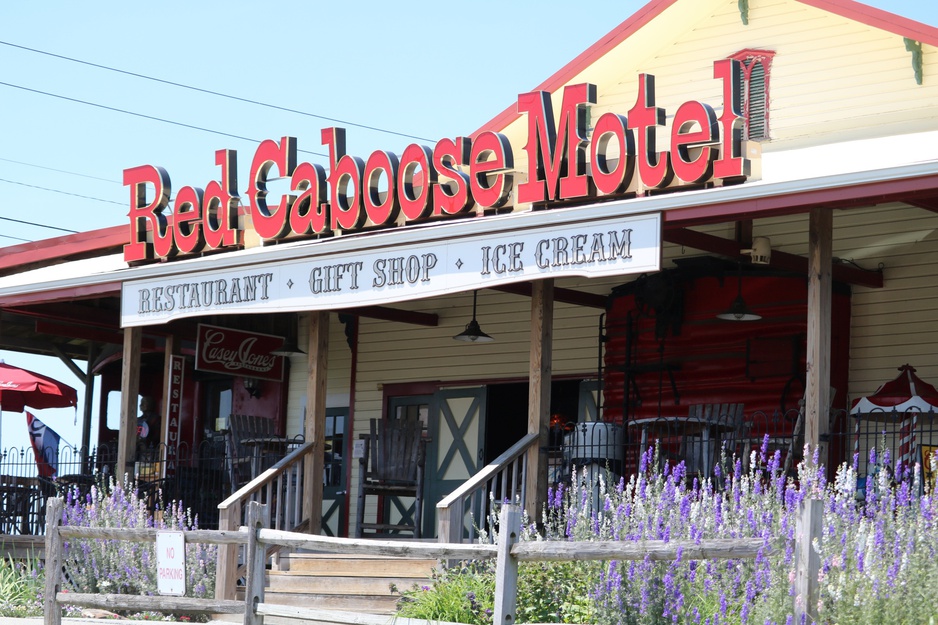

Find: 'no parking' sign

[156,531,186,596]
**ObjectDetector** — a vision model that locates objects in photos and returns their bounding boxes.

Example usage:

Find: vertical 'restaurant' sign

[163,354,185,478]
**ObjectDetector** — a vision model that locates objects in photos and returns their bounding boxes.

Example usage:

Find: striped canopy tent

[850,364,938,415]
[850,364,938,473]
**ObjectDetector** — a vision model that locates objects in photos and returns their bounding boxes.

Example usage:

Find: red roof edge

[0,281,122,307]
[0,225,126,273]
[473,0,680,137]
[474,0,938,137]
[796,0,938,48]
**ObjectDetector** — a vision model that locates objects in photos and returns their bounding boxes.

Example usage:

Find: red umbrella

[0,362,78,413]
[850,364,938,415]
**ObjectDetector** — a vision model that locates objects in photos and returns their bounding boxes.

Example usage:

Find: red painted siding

[602,264,850,447]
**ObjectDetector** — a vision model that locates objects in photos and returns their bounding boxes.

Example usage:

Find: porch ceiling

[664,228,885,288]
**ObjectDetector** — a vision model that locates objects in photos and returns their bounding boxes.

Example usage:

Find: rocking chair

[355,415,427,539]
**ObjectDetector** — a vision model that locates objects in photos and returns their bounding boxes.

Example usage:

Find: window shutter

[747,60,767,139]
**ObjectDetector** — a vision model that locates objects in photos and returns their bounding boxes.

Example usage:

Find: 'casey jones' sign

[195,324,285,381]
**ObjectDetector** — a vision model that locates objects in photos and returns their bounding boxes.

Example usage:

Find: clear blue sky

[1,0,936,452]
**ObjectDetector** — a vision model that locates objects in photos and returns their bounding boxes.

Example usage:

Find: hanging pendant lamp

[272,316,307,357]
[453,290,494,342]
[716,264,761,321]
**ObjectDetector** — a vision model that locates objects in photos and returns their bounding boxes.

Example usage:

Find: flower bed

[0,477,216,620]
[399,443,938,625]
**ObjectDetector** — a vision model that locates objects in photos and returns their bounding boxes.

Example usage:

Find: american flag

[27,412,60,478]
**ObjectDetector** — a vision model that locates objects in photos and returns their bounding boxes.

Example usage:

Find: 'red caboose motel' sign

[123,60,750,264]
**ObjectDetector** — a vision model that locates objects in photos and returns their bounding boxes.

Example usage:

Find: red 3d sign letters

[125,150,240,263]
[124,60,748,263]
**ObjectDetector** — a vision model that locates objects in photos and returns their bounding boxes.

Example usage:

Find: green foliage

[516,560,595,623]
[396,542,595,624]
[395,561,494,625]
[0,554,44,616]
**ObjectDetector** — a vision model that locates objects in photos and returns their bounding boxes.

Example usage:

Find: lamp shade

[453,319,494,342]
[271,337,306,357]
[716,266,761,321]
[453,290,494,342]
[715,294,762,321]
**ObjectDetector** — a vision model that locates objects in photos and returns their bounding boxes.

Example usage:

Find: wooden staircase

[261,552,439,614]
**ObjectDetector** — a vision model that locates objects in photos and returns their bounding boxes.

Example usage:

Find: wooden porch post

[304,311,329,534]
[795,207,831,623]
[116,326,142,480]
[805,207,832,465]
[525,279,553,517]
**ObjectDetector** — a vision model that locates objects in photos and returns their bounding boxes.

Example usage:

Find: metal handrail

[436,433,537,544]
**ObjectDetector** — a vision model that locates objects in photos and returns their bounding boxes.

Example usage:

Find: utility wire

[0,215,78,234]
[0,156,121,184]
[0,233,33,243]
[0,177,124,206]
[0,81,330,159]
[0,40,435,143]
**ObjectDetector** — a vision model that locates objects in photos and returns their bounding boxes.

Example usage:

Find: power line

[0,40,435,143]
[0,81,330,159]
[0,233,33,243]
[0,177,124,206]
[0,156,121,184]
[0,215,78,234]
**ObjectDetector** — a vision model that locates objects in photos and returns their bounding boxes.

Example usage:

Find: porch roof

[1,129,936,311]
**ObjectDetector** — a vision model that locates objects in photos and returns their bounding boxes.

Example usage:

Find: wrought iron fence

[545,407,837,488]
[0,439,233,534]
[844,406,938,496]
[544,405,937,502]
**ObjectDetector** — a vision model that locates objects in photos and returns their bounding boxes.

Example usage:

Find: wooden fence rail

[42,497,244,625]
[44,498,782,625]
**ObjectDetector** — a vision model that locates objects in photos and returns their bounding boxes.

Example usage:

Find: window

[730,49,775,140]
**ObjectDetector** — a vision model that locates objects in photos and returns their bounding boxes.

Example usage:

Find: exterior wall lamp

[243,377,263,398]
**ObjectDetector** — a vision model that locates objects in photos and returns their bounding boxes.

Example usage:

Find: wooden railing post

[794,498,822,623]
[493,504,521,625]
[244,501,270,625]
[216,498,242,602]
[44,497,64,625]
[437,496,465,544]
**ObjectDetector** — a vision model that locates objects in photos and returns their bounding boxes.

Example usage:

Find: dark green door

[321,407,348,536]
[425,387,487,537]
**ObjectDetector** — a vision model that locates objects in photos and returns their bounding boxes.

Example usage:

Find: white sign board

[156,531,186,596]
[122,211,661,327]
